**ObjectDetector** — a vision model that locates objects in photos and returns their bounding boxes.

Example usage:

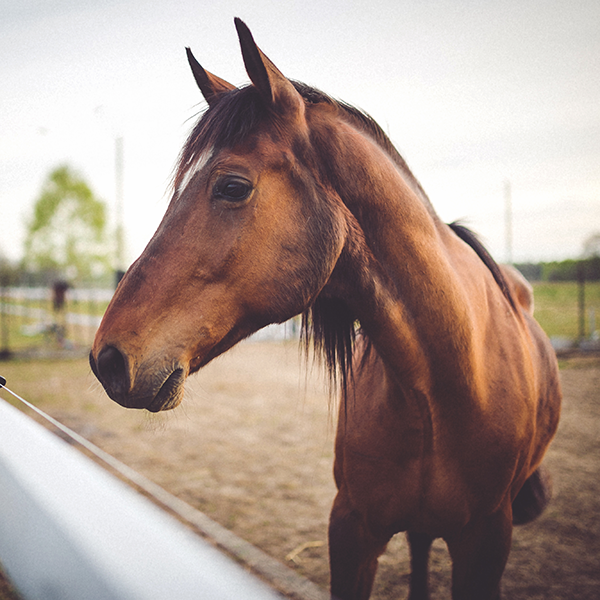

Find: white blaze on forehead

[177,147,214,197]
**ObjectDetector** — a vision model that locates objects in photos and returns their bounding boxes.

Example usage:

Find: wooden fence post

[577,261,586,342]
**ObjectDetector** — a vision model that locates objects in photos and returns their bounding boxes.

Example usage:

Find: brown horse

[90,19,561,600]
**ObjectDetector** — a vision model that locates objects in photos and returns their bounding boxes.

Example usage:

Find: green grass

[532,281,600,340]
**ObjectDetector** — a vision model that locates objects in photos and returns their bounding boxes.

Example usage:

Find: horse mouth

[147,368,186,413]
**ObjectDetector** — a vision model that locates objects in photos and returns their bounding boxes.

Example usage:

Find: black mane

[449,222,516,311]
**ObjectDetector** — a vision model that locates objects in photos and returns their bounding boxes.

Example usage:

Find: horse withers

[90,19,561,600]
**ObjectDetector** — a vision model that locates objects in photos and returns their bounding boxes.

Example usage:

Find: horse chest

[335,386,520,536]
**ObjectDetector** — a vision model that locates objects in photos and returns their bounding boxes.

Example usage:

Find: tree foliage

[583,232,600,258]
[516,258,600,282]
[514,232,600,283]
[22,165,110,281]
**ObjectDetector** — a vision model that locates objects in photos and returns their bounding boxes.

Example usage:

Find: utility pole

[504,180,513,265]
[115,136,126,287]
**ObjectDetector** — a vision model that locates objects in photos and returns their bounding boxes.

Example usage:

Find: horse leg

[407,531,434,600]
[328,491,390,600]
[512,464,553,525]
[444,504,513,600]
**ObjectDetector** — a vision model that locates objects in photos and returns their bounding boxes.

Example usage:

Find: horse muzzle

[89,345,186,413]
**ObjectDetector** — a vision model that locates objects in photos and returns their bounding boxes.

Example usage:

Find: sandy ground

[1,343,599,599]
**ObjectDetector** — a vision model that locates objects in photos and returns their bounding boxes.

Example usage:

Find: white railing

[0,398,285,600]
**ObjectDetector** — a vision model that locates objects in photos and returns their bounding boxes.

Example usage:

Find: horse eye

[214,177,252,202]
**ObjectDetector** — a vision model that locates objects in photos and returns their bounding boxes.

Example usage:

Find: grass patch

[532,281,600,340]
[0,358,97,411]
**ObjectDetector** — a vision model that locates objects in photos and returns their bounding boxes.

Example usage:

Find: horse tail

[512,464,553,525]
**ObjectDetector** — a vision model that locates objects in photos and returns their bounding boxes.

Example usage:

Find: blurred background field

[0,286,111,359]
[533,281,600,342]
[2,279,598,361]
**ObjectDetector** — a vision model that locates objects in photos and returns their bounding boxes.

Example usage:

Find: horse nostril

[95,345,130,398]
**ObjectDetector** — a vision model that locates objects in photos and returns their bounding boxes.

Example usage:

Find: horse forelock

[173,86,271,194]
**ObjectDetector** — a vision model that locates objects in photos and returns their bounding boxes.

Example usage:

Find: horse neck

[318,117,476,393]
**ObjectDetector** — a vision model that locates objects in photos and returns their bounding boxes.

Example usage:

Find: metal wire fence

[0,286,113,359]
[0,284,303,361]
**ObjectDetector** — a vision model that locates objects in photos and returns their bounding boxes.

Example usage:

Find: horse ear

[186,47,235,107]
[234,18,304,117]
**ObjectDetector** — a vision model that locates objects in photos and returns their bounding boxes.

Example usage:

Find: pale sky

[1,0,599,267]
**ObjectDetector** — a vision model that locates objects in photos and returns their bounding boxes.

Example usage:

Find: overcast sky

[1,0,598,267]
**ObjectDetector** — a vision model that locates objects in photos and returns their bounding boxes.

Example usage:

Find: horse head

[90,19,349,412]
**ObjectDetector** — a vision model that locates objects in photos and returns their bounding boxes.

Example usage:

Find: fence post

[577,261,586,342]
[0,278,10,360]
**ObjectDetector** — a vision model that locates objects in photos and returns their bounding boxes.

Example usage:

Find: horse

[90,19,561,600]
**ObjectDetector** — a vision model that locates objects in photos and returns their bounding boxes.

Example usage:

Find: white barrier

[0,398,282,600]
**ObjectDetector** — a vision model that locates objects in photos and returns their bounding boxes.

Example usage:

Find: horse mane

[174,82,515,395]
[301,296,357,398]
[448,222,516,311]
[290,82,434,213]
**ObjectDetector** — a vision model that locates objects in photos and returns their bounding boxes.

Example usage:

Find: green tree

[22,165,110,281]
[583,232,600,258]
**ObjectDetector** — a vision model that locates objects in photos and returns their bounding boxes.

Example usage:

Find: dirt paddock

[2,342,600,598]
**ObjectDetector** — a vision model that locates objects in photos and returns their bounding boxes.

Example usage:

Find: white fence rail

[0,398,283,600]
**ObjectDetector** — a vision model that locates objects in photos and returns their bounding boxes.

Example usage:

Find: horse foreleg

[407,531,434,600]
[328,491,390,600]
[444,504,513,600]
